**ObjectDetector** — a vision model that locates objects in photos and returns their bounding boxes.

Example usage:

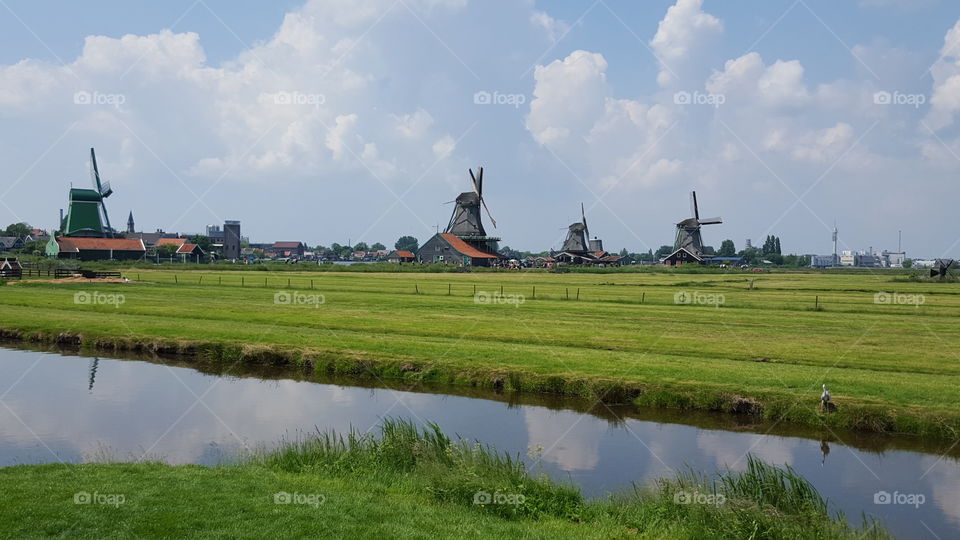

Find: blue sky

[1,0,959,257]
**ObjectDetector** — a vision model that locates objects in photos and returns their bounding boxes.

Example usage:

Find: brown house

[271,241,306,258]
[49,237,146,261]
[417,233,501,267]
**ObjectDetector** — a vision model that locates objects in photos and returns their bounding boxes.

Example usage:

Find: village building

[46,237,146,261]
[0,257,22,278]
[662,247,703,266]
[418,233,501,267]
[386,250,416,263]
[0,236,24,253]
[270,241,306,258]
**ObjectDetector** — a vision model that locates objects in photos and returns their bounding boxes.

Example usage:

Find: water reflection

[0,345,957,539]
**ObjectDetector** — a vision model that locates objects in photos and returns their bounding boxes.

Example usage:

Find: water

[0,345,956,538]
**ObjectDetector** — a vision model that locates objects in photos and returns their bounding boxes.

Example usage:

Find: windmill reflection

[88,357,99,392]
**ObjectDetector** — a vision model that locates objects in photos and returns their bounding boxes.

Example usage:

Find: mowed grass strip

[2,271,958,437]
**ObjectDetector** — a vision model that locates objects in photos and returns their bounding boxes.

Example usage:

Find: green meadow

[1,269,958,438]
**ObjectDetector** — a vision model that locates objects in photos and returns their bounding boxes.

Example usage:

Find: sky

[1,0,959,257]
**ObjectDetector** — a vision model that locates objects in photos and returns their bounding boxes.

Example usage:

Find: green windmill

[61,148,115,237]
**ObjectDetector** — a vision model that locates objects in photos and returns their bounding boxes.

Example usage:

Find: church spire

[127,211,135,234]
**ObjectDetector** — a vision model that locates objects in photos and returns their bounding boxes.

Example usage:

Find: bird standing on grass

[821,384,831,409]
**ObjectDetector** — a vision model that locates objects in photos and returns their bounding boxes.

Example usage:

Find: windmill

[930,259,956,280]
[561,203,590,253]
[60,148,116,238]
[673,191,721,256]
[445,167,497,239]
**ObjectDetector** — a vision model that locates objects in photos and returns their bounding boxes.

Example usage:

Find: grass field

[1,269,958,438]
[0,420,887,539]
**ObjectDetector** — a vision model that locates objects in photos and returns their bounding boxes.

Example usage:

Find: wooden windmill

[673,191,721,256]
[61,148,116,238]
[445,167,496,238]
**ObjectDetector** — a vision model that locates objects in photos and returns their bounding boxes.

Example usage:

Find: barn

[417,233,501,267]
[386,250,416,263]
[662,247,704,266]
[47,237,146,261]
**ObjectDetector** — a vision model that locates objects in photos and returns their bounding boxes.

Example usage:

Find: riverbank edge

[1,326,956,441]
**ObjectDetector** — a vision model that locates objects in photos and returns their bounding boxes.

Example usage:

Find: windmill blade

[699,217,722,225]
[481,197,496,229]
[469,168,480,195]
[90,148,101,191]
[690,191,699,220]
[477,167,483,198]
[581,202,589,241]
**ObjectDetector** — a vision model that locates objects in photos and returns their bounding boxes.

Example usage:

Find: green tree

[655,245,674,258]
[189,235,212,251]
[395,236,419,252]
[371,242,386,251]
[353,242,369,252]
[902,259,913,269]
[4,222,30,238]
[156,244,179,258]
[718,239,736,257]
[739,247,760,265]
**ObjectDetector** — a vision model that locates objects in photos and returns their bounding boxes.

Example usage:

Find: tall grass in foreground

[254,419,889,539]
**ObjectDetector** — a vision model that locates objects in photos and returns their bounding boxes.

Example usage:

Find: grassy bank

[2,270,959,440]
[0,420,886,539]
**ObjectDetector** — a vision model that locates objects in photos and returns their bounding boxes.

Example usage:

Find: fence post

[199,276,203,285]
[264,277,267,287]
[566,288,569,300]
[219,276,222,285]
[311,279,314,289]
[448,283,451,296]
[641,292,645,304]
[576,288,580,300]
[415,284,419,295]
[242,276,244,287]
[815,296,819,310]
[174,275,178,284]
[500,284,503,295]
[288,278,291,287]
[532,286,535,299]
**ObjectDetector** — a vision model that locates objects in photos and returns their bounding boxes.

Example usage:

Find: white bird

[821,384,831,407]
